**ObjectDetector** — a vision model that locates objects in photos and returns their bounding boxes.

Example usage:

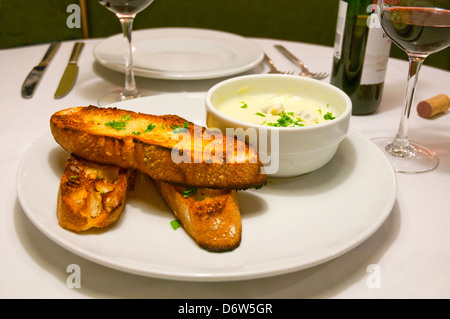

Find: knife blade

[21,42,61,99]
[54,42,85,99]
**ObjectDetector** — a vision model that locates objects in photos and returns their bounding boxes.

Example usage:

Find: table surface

[1,34,449,299]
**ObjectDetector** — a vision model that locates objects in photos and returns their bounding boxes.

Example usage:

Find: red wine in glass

[380,7,450,55]
[372,2,450,173]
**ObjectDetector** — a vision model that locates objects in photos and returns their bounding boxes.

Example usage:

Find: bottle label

[360,13,392,85]
[333,0,348,60]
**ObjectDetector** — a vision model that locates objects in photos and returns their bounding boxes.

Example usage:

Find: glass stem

[118,15,140,100]
[390,55,424,154]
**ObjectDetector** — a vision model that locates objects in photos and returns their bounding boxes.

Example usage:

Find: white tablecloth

[1,36,449,299]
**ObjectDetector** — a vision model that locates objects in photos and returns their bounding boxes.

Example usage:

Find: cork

[417,94,450,119]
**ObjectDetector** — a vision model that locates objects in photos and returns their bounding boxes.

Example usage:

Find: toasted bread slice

[50,106,267,190]
[57,155,135,232]
[153,180,242,252]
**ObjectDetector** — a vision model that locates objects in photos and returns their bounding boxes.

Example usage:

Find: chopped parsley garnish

[105,120,127,130]
[105,114,132,131]
[173,126,186,133]
[266,112,304,127]
[170,220,181,230]
[182,188,197,198]
[132,131,141,135]
[172,121,189,133]
[95,170,104,179]
[240,101,248,109]
[144,123,156,132]
[324,112,336,120]
[255,112,266,117]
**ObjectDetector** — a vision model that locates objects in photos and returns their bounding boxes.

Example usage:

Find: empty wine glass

[97,0,155,105]
[372,0,450,173]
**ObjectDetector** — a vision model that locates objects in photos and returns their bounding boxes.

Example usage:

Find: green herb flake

[121,114,132,122]
[132,131,141,136]
[173,127,187,133]
[255,112,266,117]
[105,114,132,131]
[144,123,156,132]
[183,188,197,198]
[324,112,336,120]
[170,220,181,230]
[96,170,104,179]
[105,120,127,130]
[266,112,304,127]
[172,122,189,133]
[195,194,204,201]
[240,101,248,109]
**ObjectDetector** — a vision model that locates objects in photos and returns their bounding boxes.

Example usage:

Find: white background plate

[16,93,397,282]
[93,28,264,80]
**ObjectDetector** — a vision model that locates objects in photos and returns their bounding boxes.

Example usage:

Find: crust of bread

[153,180,242,252]
[50,106,267,190]
[57,156,242,251]
[57,155,135,232]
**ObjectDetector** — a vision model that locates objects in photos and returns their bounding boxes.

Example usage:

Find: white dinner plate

[93,28,264,80]
[16,93,397,282]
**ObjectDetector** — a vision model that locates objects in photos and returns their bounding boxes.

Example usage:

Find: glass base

[98,89,141,106]
[372,137,439,174]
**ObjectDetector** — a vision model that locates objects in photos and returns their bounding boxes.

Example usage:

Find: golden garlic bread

[50,106,267,190]
[57,155,241,251]
[57,155,135,232]
[153,180,241,252]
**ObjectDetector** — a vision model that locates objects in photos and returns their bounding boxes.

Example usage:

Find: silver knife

[21,42,61,99]
[54,42,85,99]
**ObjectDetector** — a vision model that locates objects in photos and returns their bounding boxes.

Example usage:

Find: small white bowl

[205,74,352,178]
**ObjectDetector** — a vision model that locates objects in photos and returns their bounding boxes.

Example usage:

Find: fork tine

[316,72,329,80]
[309,72,329,80]
[264,54,309,76]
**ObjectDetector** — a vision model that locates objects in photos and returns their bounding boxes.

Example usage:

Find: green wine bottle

[330,0,391,115]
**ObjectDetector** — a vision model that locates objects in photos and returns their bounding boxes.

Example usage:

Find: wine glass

[97,0,155,105]
[372,0,450,173]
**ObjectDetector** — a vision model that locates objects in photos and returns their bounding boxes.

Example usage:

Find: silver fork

[274,45,329,80]
[264,54,295,75]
